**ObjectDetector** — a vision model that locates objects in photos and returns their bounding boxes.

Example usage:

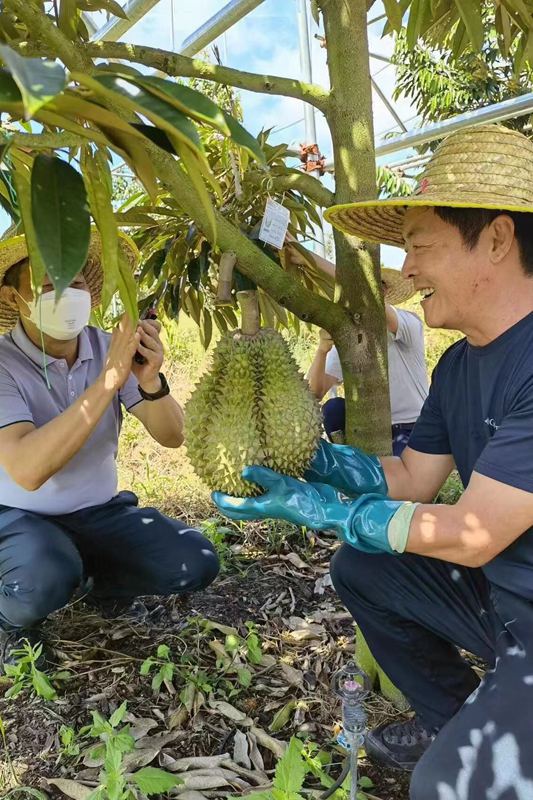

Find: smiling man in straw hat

[284,241,428,453]
[0,227,219,671]
[213,124,533,797]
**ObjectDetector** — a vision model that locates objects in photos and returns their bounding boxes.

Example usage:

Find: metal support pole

[297,0,324,255]
[319,90,533,170]
[179,0,266,57]
[90,0,163,41]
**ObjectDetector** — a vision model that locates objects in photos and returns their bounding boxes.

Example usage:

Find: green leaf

[140,658,153,676]
[273,738,305,795]
[179,147,217,244]
[81,146,120,311]
[117,248,139,322]
[358,776,374,789]
[452,0,484,53]
[156,644,170,660]
[222,111,266,165]
[10,160,47,295]
[237,668,252,688]
[109,701,128,728]
[83,73,204,155]
[269,700,297,733]
[127,74,231,134]
[58,0,79,40]
[129,767,182,795]
[31,155,91,299]
[32,669,57,701]
[382,0,403,31]
[0,46,66,118]
[4,787,49,800]
[77,0,129,17]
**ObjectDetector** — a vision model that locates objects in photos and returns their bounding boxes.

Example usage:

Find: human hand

[101,315,141,392]
[318,328,334,353]
[131,318,165,393]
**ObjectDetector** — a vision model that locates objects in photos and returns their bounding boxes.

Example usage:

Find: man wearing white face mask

[0,228,219,670]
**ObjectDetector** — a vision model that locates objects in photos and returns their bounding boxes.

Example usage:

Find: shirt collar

[10,321,94,369]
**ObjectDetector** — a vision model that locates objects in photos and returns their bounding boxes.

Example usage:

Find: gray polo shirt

[0,322,143,514]
[326,308,429,425]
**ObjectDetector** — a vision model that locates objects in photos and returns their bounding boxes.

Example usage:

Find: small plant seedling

[80,701,182,800]
[4,640,57,701]
[140,644,177,694]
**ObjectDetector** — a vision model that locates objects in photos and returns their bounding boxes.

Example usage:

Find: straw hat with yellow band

[0,226,138,334]
[324,124,533,248]
[381,267,414,306]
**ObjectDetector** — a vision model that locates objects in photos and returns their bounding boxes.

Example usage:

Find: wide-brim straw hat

[0,226,138,333]
[324,124,533,248]
[381,267,414,305]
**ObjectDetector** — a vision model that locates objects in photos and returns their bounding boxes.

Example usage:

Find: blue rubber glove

[212,466,417,555]
[304,438,388,498]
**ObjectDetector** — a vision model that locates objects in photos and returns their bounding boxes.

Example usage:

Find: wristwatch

[138,372,170,401]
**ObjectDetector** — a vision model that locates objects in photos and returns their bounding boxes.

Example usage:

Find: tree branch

[84,41,330,115]
[6,0,92,72]
[249,170,334,208]
[0,131,85,149]
[144,144,344,333]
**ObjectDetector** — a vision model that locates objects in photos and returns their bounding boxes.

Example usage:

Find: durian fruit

[185,290,322,496]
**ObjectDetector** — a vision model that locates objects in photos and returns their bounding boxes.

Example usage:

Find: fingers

[139,319,162,335]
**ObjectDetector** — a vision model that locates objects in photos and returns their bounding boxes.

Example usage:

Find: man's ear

[489,214,515,264]
[0,284,19,310]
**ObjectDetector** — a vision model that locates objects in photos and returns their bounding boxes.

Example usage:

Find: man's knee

[330,544,389,600]
[155,526,220,594]
[0,528,83,628]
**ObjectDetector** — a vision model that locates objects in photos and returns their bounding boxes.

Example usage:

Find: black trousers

[330,545,533,799]
[0,491,220,631]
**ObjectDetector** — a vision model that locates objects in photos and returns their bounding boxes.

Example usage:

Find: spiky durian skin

[259,331,323,475]
[185,329,322,496]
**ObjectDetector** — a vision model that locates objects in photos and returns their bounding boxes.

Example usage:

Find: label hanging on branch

[258,198,290,249]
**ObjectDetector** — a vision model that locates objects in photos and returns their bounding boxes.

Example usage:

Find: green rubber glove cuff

[305,439,388,498]
[387,502,419,553]
[333,496,418,555]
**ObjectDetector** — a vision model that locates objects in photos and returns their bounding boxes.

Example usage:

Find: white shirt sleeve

[325,346,343,382]
[393,309,424,348]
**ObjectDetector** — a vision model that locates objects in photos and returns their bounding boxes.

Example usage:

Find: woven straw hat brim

[381,267,415,305]
[324,124,533,247]
[324,197,533,249]
[0,229,138,334]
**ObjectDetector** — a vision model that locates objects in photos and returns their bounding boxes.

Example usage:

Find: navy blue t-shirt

[408,311,533,599]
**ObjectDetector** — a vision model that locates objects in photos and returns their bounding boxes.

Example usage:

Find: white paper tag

[258,198,290,249]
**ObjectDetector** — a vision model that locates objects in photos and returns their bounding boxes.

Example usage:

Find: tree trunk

[322,0,391,455]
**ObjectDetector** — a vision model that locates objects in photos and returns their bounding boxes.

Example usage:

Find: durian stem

[237,290,260,336]
[216,251,237,306]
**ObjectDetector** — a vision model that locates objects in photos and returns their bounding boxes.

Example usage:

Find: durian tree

[1,0,533,456]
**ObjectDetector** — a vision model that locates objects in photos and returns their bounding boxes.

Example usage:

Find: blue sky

[116,0,417,268]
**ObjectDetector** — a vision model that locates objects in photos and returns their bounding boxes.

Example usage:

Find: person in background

[0,228,219,670]
[286,242,428,455]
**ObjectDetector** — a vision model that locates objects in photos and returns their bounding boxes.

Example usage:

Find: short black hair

[434,207,533,276]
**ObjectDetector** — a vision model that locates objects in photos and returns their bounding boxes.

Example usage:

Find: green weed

[4,641,57,701]
[80,701,181,800]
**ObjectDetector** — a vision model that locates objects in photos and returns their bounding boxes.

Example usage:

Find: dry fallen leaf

[46,778,92,800]
[166,754,230,772]
[250,726,287,759]
[233,729,251,769]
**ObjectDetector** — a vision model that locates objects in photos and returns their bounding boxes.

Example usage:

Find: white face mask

[23,287,92,341]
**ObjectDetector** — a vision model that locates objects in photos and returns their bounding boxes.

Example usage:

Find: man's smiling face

[401,207,490,331]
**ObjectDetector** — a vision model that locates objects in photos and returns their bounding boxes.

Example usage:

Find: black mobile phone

[134,299,160,365]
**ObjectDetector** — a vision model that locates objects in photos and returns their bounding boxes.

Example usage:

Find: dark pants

[322,397,414,457]
[0,491,220,631]
[330,545,533,799]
